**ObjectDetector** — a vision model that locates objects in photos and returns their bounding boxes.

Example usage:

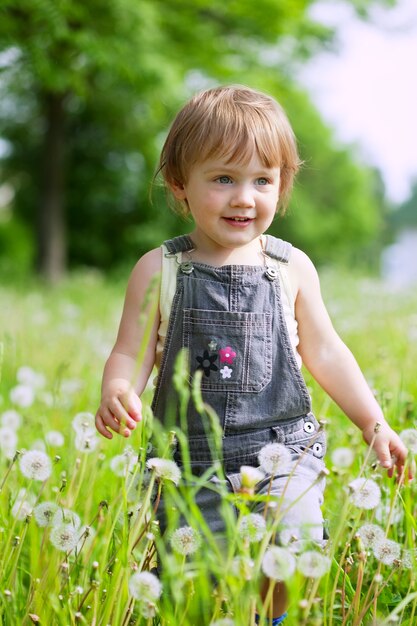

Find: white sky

[298,0,417,203]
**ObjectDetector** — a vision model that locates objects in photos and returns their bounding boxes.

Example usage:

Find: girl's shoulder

[288,247,320,301]
[127,247,162,292]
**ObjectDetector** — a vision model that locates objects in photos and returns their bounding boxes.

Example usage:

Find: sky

[298,0,417,204]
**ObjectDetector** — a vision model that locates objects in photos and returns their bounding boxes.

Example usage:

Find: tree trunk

[36,91,67,283]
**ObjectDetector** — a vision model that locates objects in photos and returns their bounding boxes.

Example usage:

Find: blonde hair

[157,85,302,216]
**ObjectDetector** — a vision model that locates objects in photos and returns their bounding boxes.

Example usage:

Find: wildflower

[52,508,81,529]
[0,409,22,430]
[11,489,36,520]
[72,412,96,435]
[10,384,35,408]
[211,620,235,626]
[356,523,385,549]
[297,550,331,578]
[261,546,296,581]
[331,447,354,468]
[401,548,416,569]
[45,431,65,447]
[258,443,292,475]
[348,477,381,510]
[77,525,96,552]
[238,514,266,543]
[240,465,264,491]
[17,366,45,389]
[373,538,401,565]
[33,502,59,527]
[19,450,52,481]
[110,447,137,477]
[170,526,201,555]
[60,379,83,395]
[50,523,79,552]
[146,458,181,485]
[399,429,417,454]
[75,431,99,453]
[375,503,403,525]
[0,427,18,457]
[128,571,162,602]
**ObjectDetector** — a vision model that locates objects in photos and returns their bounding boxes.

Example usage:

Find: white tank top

[155,241,302,370]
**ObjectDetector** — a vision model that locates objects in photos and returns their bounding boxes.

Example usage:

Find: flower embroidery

[208,340,218,352]
[220,366,233,379]
[196,350,218,377]
[219,346,236,364]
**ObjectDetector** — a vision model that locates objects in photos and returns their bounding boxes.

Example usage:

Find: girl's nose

[230,185,255,208]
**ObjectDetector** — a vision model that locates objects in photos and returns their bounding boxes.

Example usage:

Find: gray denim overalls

[151,234,327,543]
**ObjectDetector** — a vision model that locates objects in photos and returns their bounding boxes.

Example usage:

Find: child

[95,85,408,624]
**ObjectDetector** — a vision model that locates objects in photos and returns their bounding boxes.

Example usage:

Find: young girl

[95,85,408,624]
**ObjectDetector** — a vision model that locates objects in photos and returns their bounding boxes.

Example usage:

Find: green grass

[0,268,416,626]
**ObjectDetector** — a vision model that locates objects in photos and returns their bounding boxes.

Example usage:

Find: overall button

[303,421,315,434]
[312,442,323,457]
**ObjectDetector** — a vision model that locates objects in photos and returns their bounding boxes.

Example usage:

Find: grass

[0,267,416,626]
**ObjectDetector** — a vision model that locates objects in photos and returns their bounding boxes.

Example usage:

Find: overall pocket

[183,308,272,393]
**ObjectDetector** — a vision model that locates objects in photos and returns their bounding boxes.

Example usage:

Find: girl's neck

[188,232,265,267]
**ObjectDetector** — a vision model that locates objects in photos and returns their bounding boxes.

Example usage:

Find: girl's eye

[216,176,233,184]
[256,177,270,186]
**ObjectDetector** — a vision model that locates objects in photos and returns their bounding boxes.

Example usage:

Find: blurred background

[0,0,416,284]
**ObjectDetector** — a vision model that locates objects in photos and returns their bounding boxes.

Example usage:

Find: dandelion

[399,429,417,454]
[77,525,96,552]
[9,384,35,408]
[258,443,292,475]
[348,477,381,510]
[45,431,65,447]
[331,447,354,468]
[170,526,201,555]
[19,450,52,481]
[17,366,45,389]
[375,503,403,525]
[297,550,331,578]
[238,514,266,543]
[75,431,99,453]
[373,538,401,565]
[34,502,59,527]
[401,548,416,569]
[60,379,83,395]
[211,620,235,626]
[50,523,79,552]
[110,448,137,477]
[261,546,296,581]
[240,466,264,491]
[0,427,18,457]
[356,523,385,549]
[146,458,181,484]
[52,508,81,529]
[0,409,22,430]
[72,412,96,435]
[11,489,36,520]
[128,571,162,602]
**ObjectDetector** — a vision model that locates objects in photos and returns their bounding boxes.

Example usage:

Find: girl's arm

[95,248,161,439]
[290,248,408,477]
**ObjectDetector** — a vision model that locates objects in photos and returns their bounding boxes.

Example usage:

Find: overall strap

[163,235,194,255]
[263,235,292,264]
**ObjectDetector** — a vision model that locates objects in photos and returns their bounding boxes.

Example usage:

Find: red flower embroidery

[219,346,236,364]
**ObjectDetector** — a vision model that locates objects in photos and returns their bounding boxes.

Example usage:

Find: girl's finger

[95,413,113,439]
[102,406,131,436]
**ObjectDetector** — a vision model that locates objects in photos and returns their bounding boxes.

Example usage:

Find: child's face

[170,153,281,253]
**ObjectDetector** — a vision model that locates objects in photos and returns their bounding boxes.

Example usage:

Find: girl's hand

[95,379,142,439]
[362,421,409,479]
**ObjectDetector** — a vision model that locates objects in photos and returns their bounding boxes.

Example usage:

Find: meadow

[0,268,416,626]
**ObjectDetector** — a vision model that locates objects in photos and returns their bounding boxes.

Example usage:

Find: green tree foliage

[0,0,393,277]
[388,180,417,230]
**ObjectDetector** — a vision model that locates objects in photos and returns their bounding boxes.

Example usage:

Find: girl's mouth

[223,217,254,225]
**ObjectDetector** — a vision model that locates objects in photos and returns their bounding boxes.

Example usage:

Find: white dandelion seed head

[348,477,381,510]
[17,366,45,389]
[33,501,59,527]
[52,508,81,529]
[74,431,99,453]
[375,503,403,526]
[19,450,52,481]
[0,427,18,452]
[110,449,137,477]
[146,458,181,484]
[261,546,296,581]
[32,439,46,452]
[0,409,22,430]
[170,526,201,555]
[258,443,292,475]
[50,523,79,552]
[211,620,235,626]
[373,538,401,566]
[240,465,264,489]
[11,489,36,520]
[356,523,385,549]
[139,601,157,619]
[10,384,35,408]
[45,430,65,447]
[401,548,416,570]
[238,513,266,543]
[72,412,96,435]
[128,571,162,602]
[331,447,355,468]
[297,550,331,578]
[399,429,417,454]
[60,379,83,395]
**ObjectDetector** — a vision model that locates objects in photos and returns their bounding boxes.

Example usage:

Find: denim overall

[151,234,326,543]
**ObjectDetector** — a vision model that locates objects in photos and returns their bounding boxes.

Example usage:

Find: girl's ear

[169,180,187,201]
